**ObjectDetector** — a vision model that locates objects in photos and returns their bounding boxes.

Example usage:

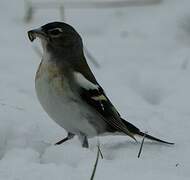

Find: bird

[28,22,174,148]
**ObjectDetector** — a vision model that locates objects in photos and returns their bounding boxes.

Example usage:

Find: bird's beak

[28,28,46,42]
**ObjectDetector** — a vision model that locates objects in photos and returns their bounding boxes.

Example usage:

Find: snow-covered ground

[0,0,190,179]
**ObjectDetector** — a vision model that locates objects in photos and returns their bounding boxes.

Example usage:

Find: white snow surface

[0,0,190,179]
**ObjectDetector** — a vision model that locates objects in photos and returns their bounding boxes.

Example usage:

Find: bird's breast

[35,60,98,136]
[35,60,75,122]
[35,59,108,137]
[35,60,72,97]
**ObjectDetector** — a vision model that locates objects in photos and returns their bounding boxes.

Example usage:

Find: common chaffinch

[28,22,173,148]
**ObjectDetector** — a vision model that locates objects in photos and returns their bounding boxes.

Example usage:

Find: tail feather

[121,118,174,145]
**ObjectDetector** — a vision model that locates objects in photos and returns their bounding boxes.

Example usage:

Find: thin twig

[24,0,162,22]
[59,5,65,21]
[97,144,104,159]
[30,0,162,9]
[90,145,101,180]
[138,132,147,158]
[24,0,34,22]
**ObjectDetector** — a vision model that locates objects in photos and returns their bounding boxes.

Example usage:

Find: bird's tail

[121,118,174,145]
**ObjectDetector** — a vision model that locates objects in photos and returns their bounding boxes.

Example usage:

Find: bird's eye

[49,28,62,36]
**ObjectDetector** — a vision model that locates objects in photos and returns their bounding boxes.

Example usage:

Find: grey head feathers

[28,22,84,61]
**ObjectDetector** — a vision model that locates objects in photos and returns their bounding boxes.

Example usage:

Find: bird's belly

[35,71,98,136]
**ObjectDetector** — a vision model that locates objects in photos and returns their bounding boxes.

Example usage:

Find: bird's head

[28,22,83,59]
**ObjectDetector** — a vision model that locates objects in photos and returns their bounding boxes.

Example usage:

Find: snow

[0,0,190,179]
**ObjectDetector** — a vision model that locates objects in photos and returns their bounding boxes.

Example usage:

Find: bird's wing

[73,72,136,141]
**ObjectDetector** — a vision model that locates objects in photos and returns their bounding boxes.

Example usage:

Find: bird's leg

[82,136,89,148]
[78,133,89,148]
[55,132,75,145]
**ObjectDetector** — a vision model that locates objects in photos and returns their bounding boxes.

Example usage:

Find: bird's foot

[55,132,75,145]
